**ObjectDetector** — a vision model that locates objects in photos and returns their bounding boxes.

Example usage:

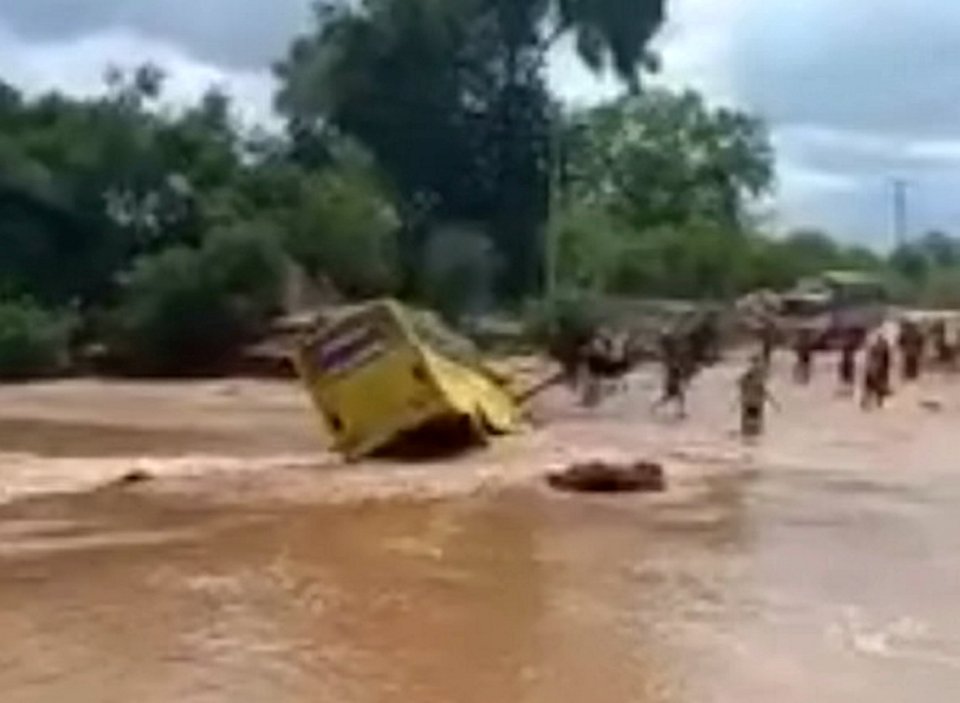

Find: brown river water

[2,358,960,702]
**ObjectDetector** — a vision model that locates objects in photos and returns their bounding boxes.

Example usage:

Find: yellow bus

[294,300,521,459]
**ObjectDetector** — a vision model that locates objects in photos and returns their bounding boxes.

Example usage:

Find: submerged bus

[294,300,521,459]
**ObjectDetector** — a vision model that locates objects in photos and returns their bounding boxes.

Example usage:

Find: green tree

[607,223,751,298]
[0,299,74,379]
[915,230,960,268]
[275,0,666,298]
[550,202,627,291]
[110,223,285,375]
[889,243,930,285]
[566,90,774,231]
[286,152,400,297]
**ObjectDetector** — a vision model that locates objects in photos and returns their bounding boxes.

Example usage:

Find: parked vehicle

[776,271,888,349]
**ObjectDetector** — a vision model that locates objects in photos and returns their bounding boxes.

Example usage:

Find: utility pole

[892,178,910,249]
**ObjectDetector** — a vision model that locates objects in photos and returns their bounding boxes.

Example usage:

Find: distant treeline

[0,0,955,379]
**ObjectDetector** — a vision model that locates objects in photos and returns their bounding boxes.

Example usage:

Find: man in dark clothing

[793,328,816,384]
[862,335,893,410]
[688,311,721,367]
[930,320,957,370]
[758,320,778,368]
[739,354,776,437]
[838,332,859,394]
[897,319,924,382]
[652,332,691,418]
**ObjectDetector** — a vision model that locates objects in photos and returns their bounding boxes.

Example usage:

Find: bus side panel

[306,346,456,456]
[420,350,520,434]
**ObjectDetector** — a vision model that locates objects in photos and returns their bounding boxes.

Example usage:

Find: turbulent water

[2,367,960,702]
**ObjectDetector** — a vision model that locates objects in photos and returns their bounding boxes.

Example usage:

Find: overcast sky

[1,0,958,247]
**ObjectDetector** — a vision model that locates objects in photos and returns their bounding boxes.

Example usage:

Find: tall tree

[275,0,666,299]
[565,89,774,231]
[0,67,271,307]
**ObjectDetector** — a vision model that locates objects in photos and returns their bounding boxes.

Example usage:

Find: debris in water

[547,460,666,494]
[113,469,154,487]
[920,399,944,413]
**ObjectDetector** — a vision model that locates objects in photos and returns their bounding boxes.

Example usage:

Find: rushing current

[1,363,959,702]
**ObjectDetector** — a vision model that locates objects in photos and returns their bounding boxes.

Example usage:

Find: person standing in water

[897,319,924,382]
[793,328,816,385]
[862,333,893,410]
[739,355,776,438]
[758,319,778,369]
[653,332,690,418]
[930,319,957,370]
[838,331,859,395]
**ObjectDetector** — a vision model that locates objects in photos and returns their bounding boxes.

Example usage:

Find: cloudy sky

[1,0,957,247]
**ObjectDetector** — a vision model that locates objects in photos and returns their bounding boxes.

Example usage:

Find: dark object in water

[113,469,154,487]
[547,460,666,494]
[921,399,944,413]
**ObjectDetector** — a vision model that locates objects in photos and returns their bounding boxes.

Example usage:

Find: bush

[287,166,400,298]
[525,289,603,353]
[919,267,960,309]
[200,221,286,323]
[419,225,497,325]
[551,204,626,292]
[0,299,73,379]
[110,223,285,375]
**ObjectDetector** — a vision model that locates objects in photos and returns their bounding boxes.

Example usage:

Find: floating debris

[112,469,154,487]
[547,460,666,494]
[920,399,944,413]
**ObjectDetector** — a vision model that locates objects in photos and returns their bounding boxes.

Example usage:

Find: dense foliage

[107,223,286,375]
[0,299,73,379]
[0,0,958,378]
[276,0,666,298]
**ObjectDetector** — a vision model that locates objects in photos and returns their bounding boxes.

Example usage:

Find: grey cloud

[728,0,960,139]
[0,0,313,69]
[783,175,960,246]
[776,128,960,181]
[699,0,960,240]
[4,0,960,242]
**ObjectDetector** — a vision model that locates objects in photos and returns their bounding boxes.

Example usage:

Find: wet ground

[2,356,960,702]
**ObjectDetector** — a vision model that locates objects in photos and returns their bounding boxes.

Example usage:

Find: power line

[891,178,911,249]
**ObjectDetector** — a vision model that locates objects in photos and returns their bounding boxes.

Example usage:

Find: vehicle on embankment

[740,270,889,349]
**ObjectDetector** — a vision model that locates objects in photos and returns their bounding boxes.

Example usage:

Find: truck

[778,271,889,348]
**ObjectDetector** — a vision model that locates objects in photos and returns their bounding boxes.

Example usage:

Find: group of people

[558,311,722,411]
[651,313,723,418]
[783,325,894,409]
[741,315,959,434]
[671,314,958,440]
[577,329,640,406]
[795,318,957,408]
[556,310,957,441]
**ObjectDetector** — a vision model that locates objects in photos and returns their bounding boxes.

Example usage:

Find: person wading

[862,334,893,410]
[793,328,816,385]
[897,319,924,382]
[931,319,957,370]
[652,332,690,419]
[739,355,777,438]
[838,331,859,395]
[758,319,778,368]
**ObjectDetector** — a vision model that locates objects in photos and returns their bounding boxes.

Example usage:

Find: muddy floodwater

[3,359,960,702]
